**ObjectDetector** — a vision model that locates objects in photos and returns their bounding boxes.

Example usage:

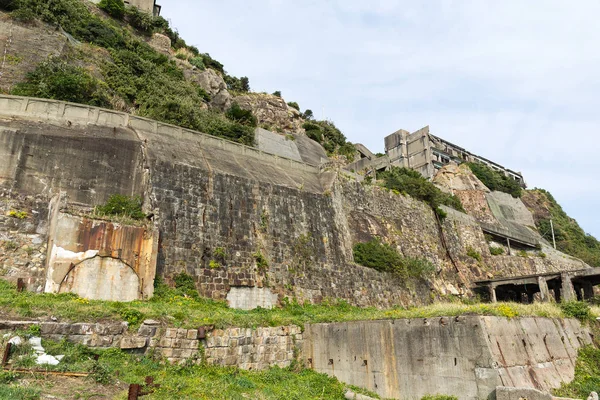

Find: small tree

[287,101,300,111]
[272,91,281,98]
[98,0,125,19]
[302,109,314,120]
[240,77,250,92]
[225,103,257,127]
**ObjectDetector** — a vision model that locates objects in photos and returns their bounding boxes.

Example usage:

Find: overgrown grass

[0,279,596,330]
[554,346,600,398]
[0,384,39,400]
[0,336,379,400]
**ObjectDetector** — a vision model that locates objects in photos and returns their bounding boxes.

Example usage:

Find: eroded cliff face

[0,95,589,306]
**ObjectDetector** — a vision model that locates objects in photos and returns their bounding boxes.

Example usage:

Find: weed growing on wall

[379,167,465,216]
[353,238,436,279]
[489,246,504,256]
[466,247,482,262]
[94,194,145,220]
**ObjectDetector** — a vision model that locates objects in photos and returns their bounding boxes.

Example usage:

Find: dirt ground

[17,375,127,400]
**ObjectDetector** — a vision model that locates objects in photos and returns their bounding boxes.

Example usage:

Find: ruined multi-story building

[350,125,526,187]
[91,0,161,16]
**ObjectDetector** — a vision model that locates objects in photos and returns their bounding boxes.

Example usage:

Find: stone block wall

[0,94,591,309]
[0,319,302,368]
[205,325,302,370]
[0,191,49,291]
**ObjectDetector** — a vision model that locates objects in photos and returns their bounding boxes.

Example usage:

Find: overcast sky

[163,1,599,238]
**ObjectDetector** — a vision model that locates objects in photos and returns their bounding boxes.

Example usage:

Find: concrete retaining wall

[303,316,595,400]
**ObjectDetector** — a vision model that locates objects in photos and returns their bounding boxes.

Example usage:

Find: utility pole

[550,219,556,249]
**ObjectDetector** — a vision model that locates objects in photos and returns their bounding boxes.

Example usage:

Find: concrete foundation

[303,317,595,400]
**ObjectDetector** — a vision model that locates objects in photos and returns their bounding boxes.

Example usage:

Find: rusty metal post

[2,343,12,367]
[128,384,140,400]
[16,278,25,293]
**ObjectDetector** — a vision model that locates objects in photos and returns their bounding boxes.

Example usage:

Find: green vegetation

[253,251,269,270]
[2,0,256,146]
[466,247,482,262]
[466,162,522,198]
[8,210,28,219]
[421,396,458,400]
[378,167,465,217]
[531,189,600,267]
[554,346,600,398]
[0,335,373,400]
[302,120,355,161]
[12,58,111,107]
[353,238,436,279]
[559,301,593,322]
[225,103,257,127]
[1,279,596,331]
[224,75,250,92]
[272,91,281,97]
[94,194,145,220]
[98,0,125,19]
[287,101,300,110]
[302,109,314,120]
[489,246,504,256]
[0,384,39,400]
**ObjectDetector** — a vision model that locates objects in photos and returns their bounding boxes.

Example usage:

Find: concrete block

[120,336,148,349]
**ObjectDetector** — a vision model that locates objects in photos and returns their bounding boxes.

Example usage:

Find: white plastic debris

[35,354,60,366]
[8,336,22,345]
[28,337,45,354]
[55,355,65,361]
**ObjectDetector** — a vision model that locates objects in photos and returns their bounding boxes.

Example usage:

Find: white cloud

[164,0,600,237]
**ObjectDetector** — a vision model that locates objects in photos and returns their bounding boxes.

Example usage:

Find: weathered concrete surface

[45,211,158,301]
[255,128,303,162]
[303,317,594,400]
[495,386,580,400]
[226,286,278,310]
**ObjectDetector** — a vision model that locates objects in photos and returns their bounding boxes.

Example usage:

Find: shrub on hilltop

[466,162,522,198]
[379,167,465,216]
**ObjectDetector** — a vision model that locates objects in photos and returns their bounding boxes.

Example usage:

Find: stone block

[165,328,177,338]
[160,347,173,358]
[138,324,158,337]
[176,328,187,339]
[159,337,172,347]
[186,329,198,340]
[120,336,148,350]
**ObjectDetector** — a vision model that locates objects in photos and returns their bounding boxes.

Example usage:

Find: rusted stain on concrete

[45,211,158,301]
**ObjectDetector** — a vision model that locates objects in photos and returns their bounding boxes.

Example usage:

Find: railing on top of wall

[0,94,320,174]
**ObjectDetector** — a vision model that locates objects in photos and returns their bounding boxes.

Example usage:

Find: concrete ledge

[0,94,319,174]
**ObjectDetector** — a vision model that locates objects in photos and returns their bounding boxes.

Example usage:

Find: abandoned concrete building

[90,0,161,15]
[348,126,526,186]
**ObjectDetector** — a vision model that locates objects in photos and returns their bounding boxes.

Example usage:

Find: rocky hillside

[522,189,600,267]
[0,0,354,158]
